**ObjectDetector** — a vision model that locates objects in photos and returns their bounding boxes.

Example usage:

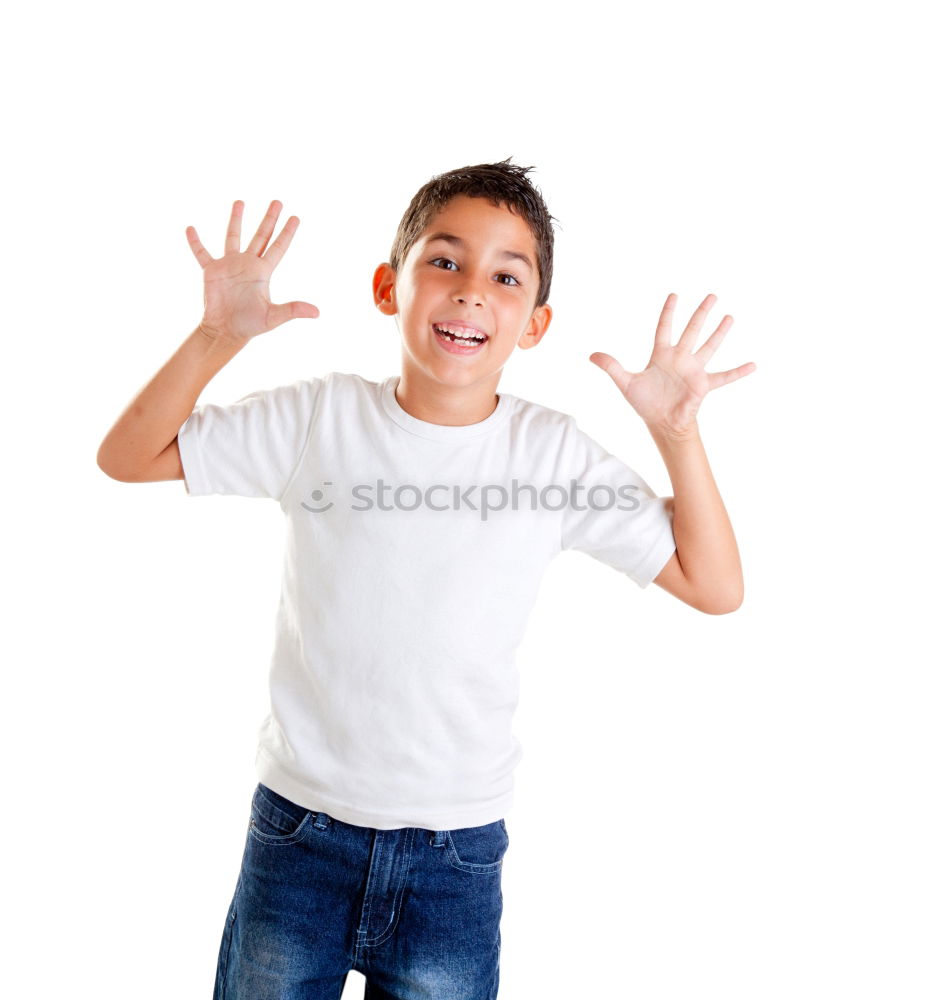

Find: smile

[433,322,489,353]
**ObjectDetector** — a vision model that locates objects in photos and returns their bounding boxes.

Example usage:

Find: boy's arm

[97,328,247,482]
[96,199,318,483]
[590,292,755,615]
[649,427,743,614]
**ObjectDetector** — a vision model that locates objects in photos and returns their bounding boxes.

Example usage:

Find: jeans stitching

[214,872,240,1000]
[367,826,415,949]
[445,823,506,874]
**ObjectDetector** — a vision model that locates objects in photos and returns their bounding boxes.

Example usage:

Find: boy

[97,160,753,999]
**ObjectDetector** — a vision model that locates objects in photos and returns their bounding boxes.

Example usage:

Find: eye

[429,257,458,271]
[496,273,520,286]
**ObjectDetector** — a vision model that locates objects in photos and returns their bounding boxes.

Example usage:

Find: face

[373,195,552,409]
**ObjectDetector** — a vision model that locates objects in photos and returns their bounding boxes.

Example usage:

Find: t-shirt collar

[380,375,512,441]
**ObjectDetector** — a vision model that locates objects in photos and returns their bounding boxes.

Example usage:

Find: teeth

[436,323,486,342]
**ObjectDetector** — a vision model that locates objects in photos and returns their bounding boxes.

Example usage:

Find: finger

[589,351,635,394]
[246,200,283,256]
[267,300,321,328]
[707,361,757,391]
[677,293,716,353]
[224,200,244,255]
[654,292,677,348]
[693,314,734,367]
[263,216,301,268]
[186,225,213,268]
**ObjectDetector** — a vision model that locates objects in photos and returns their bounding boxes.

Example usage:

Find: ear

[373,263,398,315]
[517,303,553,350]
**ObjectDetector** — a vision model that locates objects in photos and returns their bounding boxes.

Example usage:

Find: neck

[394,371,501,426]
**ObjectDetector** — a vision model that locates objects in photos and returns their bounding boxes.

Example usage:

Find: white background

[4,0,938,997]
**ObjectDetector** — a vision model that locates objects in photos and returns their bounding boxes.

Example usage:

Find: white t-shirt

[177,371,675,830]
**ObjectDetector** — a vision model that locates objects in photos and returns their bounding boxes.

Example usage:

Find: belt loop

[431,830,447,847]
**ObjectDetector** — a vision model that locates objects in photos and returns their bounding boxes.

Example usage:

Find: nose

[452,273,486,307]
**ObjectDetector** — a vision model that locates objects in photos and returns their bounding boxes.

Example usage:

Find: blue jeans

[213,783,509,999]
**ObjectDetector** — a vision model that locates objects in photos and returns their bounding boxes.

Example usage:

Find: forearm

[97,325,246,479]
[649,421,744,608]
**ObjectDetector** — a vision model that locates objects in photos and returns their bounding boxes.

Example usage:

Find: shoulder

[320,370,390,404]
[503,391,578,439]
[258,371,380,413]
[506,394,607,466]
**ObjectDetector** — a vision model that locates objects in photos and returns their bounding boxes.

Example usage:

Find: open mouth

[433,323,489,348]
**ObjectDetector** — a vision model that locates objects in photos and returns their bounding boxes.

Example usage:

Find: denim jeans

[213,783,509,999]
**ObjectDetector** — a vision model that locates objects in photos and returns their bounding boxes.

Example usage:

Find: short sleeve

[560,422,676,588]
[177,377,322,500]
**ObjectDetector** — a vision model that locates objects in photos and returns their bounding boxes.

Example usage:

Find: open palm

[590,293,755,437]
[187,199,319,343]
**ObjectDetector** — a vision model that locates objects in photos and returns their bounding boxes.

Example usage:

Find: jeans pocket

[248,783,313,845]
[445,818,509,874]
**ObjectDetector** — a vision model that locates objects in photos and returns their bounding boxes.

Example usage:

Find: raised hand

[186,200,319,344]
[589,293,756,439]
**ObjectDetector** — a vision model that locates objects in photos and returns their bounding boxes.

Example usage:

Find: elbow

[96,447,120,481]
[700,598,743,616]
[97,462,131,483]
[96,435,120,481]
[96,444,133,483]
[695,584,745,616]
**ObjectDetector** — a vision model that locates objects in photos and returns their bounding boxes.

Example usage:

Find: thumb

[589,352,634,393]
[267,300,320,329]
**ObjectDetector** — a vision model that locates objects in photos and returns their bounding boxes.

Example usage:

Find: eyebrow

[424,232,535,272]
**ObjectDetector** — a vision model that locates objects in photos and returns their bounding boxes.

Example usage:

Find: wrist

[647,419,702,447]
[195,322,249,352]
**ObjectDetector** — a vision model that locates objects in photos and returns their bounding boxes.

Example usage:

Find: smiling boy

[97,160,753,999]
[373,193,552,425]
